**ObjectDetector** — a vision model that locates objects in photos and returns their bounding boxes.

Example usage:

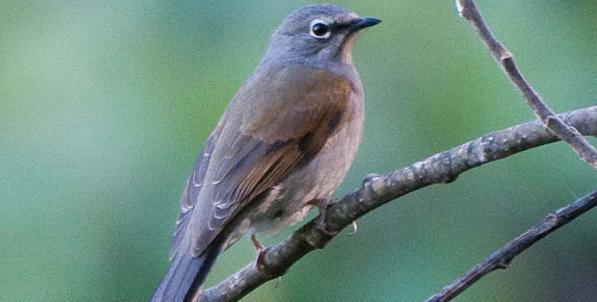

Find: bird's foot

[306,198,338,236]
[251,234,268,271]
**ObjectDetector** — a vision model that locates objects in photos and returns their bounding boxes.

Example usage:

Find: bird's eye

[310,19,331,39]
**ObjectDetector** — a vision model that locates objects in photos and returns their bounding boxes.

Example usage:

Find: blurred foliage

[1,1,596,301]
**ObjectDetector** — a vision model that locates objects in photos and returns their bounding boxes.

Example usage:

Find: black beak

[349,16,382,31]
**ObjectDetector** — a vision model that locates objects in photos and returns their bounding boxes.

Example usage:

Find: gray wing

[169,126,306,259]
[170,65,353,258]
[170,124,340,258]
[184,129,306,257]
[169,133,218,259]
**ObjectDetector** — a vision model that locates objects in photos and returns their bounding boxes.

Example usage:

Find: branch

[455,0,597,169]
[426,190,597,302]
[198,106,597,302]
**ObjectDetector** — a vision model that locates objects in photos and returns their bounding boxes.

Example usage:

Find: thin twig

[455,0,597,169]
[426,190,597,302]
[197,106,597,302]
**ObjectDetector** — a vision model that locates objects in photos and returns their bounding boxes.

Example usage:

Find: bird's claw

[307,198,338,236]
[251,234,269,271]
[348,221,358,236]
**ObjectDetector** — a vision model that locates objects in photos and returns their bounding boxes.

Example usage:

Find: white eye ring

[309,19,331,39]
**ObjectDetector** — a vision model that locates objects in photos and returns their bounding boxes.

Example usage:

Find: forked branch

[455,0,597,169]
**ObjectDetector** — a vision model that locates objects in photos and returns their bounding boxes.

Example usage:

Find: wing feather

[169,134,218,259]
[171,65,355,257]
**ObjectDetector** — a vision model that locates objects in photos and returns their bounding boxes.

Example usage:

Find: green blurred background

[1,1,596,301]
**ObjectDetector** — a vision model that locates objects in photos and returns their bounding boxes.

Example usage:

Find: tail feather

[150,245,221,302]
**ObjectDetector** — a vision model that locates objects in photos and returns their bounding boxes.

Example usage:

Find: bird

[150,4,380,302]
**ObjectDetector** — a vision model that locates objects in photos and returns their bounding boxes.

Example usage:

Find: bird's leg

[306,198,338,236]
[250,234,268,271]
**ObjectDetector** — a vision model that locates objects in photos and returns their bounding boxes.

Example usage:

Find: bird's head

[265,4,381,66]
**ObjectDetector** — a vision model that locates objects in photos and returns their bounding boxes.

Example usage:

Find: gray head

[263,4,380,67]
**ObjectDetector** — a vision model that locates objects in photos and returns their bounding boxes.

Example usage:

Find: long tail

[149,244,221,302]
